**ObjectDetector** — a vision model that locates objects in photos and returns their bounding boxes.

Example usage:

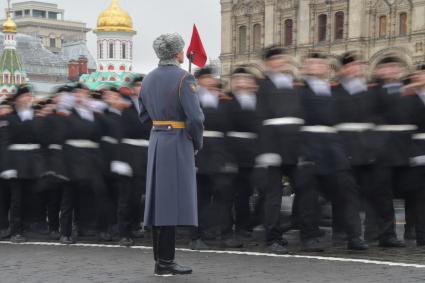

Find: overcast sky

[1,0,221,73]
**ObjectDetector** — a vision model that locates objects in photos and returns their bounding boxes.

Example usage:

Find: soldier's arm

[138,87,152,125]
[180,74,205,151]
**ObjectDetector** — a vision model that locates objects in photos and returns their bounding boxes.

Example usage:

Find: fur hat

[153,33,185,64]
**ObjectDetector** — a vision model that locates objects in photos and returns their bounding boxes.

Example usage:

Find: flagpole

[188,52,194,74]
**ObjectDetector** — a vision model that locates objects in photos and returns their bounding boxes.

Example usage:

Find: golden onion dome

[3,15,17,33]
[95,0,134,33]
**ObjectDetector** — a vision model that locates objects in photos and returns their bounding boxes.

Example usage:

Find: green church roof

[0,48,25,77]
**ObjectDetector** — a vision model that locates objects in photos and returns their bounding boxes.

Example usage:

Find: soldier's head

[131,74,144,97]
[13,85,33,110]
[102,86,129,111]
[0,99,12,116]
[407,64,425,91]
[231,67,258,93]
[72,83,90,106]
[153,33,185,65]
[338,51,366,79]
[373,56,404,83]
[262,45,292,73]
[302,52,329,79]
[194,66,218,90]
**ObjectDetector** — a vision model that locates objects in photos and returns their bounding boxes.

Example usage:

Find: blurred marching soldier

[36,89,72,241]
[99,86,138,246]
[120,76,150,238]
[190,67,242,250]
[332,52,377,242]
[2,85,46,243]
[59,84,109,244]
[365,57,408,247]
[401,64,425,246]
[225,67,260,240]
[140,33,204,276]
[255,46,303,254]
[295,53,368,252]
[0,99,12,239]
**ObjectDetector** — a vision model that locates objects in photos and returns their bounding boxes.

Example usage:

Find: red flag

[186,24,207,68]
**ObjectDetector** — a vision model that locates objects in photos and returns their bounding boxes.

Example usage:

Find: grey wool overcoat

[139,64,204,227]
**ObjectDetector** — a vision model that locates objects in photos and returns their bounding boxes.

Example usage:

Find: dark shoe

[98,232,113,242]
[154,261,192,276]
[60,236,75,245]
[131,229,144,239]
[404,227,416,240]
[379,237,406,248]
[49,230,60,241]
[347,238,369,251]
[221,238,243,249]
[10,234,26,243]
[332,232,348,243]
[267,241,289,254]
[118,237,134,247]
[189,239,209,250]
[301,238,326,252]
[0,228,10,239]
[236,229,252,239]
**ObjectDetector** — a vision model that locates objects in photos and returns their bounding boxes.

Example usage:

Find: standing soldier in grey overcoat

[139,33,204,276]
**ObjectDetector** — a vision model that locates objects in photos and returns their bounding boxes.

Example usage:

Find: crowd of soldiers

[1,45,425,255]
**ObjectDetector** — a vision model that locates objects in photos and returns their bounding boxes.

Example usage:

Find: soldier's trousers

[0,181,9,231]
[153,226,175,262]
[233,167,253,231]
[261,165,295,244]
[295,165,362,241]
[110,176,134,238]
[8,179,34,235]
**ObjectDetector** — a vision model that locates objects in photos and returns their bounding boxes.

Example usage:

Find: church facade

[220,0,425,77]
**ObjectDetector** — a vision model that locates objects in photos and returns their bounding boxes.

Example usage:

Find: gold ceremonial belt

[152,121,186,129]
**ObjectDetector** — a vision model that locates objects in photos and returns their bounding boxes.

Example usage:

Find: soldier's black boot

[378,237,405,248]
[347,238,369,251]
[154,260,192,276]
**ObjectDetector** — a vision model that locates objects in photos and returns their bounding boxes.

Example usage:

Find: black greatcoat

[297,83,350,175]
[63,110,104,183]
[5,112,45,179]
[256,77,303,165]
[120,103,150,178]
[333,84,377,166]
[224,93,260,168]
[196,98,232,175]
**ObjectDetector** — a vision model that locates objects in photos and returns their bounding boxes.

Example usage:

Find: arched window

[318,14,327,42]
[120,65,126,71]
[99,42,103,59]
[335,12,344,40]
[108,65,115,71]
[284,19,293,46]
[379,16,387,38]
[109,42,114,59]
[3,74,10,84]
[122,43,127,59]
[253,24,261,51]
[239,26,247,53]
[15,74,21,84]
[399,12,408,35]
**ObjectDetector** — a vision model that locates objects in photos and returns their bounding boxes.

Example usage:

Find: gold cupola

[3,15,17,33]
[95,0,134,33]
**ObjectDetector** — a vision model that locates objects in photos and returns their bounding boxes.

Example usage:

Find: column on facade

[264,0,275,46]
[297,0,310,45]
[348,0,365,39]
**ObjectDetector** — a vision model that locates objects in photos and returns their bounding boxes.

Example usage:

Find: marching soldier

[366,57,408,247]
[59,84,109,244]
[3,85,46,243]
[190,67,242,250]
[140,33,204,276]
[255,46,303,254]
[295,53,368,252]
[225,67,261,240]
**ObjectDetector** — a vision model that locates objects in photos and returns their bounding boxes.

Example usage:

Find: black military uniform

[4,86,46,242]
[255,46,304,253]
[60,86,108,243]
[295,54,367,251]
[366,57,410,247]
[225,68,261,236]
[0,100,11,239]
[190,74,238,248]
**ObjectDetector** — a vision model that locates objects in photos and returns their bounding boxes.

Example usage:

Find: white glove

[111,161,133,177]
[0,170,17,179]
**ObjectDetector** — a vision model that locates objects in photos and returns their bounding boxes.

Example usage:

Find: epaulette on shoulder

[55,111,70,117]
[219,95,233,101]
[293,82,305,88]
[368,82,379,88]
[402,91,417,97]
[330,82,340,88]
